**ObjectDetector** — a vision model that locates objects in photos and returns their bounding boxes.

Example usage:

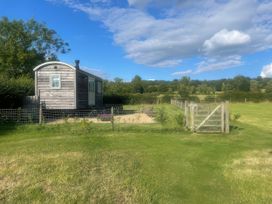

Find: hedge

[0,75,34,108]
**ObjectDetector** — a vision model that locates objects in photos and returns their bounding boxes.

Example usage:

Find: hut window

[88,80,95,92]
[97,81,102,94]
[50,74,61,89]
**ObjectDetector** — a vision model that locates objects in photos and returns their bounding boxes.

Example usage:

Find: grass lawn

[0,103,272,203]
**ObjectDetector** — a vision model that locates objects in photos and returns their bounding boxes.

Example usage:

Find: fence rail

[170,99,185,109]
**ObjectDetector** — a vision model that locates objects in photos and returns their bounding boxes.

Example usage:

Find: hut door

[88,77,95,106]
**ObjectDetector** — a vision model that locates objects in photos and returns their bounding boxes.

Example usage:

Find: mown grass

[0,103,272,203]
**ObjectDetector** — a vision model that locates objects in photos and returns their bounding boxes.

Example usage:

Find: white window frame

[50,74,61,89]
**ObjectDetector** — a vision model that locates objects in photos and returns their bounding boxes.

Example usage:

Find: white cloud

[203,29,251,53]
[172,69,192,76]
[52,0,272,72]
[260,63,272,78]
[196,56,242,73]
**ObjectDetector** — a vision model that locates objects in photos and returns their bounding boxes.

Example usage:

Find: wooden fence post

[225,101,230,133]
[111,106,115,131]
[221,102,225,133]
[184,101,188,128]
[39,102,43,125]
[190,104,195,131]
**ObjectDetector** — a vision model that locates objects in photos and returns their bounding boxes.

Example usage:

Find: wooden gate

[184,102,229,133]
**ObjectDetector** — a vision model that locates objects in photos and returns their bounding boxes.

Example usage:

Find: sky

[1,0,272,81]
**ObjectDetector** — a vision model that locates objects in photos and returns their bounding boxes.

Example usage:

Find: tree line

[103,75,272,104]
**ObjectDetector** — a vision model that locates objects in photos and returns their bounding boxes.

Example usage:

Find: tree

[265,80,272,93]
[0,17,70,78]
[250,80,259,93]
[222,81,234,92]
[131,75,144,93]
[178,77,191,99]
[232,75,250,92]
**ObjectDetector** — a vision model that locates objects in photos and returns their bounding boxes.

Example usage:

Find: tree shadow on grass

[0,122,19,138]
[230,125,244,132]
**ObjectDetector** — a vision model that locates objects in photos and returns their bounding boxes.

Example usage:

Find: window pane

[97,82,102,93]
[51,75,60,88]
[89,81,95,92]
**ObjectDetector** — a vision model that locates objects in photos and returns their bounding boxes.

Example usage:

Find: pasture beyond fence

[172,99,230,133]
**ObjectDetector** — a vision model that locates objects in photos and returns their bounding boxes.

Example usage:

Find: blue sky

[1,0,272,81]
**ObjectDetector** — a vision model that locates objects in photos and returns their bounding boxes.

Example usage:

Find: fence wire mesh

[0,105,156,125]
[0,108,39,123]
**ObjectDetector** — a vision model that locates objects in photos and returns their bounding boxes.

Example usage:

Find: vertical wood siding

[76,71,89,109]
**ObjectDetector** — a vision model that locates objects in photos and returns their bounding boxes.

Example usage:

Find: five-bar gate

[184,102,229,133]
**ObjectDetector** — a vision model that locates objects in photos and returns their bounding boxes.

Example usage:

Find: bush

[0,75,34,108]
[155,107,168,125]
[175,113,184,127]
[231,113,241,121]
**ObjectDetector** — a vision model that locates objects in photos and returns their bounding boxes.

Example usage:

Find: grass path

[0,103,272,203]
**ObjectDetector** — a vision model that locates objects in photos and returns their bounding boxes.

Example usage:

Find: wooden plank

[190,104,196,131]
[184,101,188,128]
[225,101,230,133]
[196,104,221,131]
[221,103,225,133]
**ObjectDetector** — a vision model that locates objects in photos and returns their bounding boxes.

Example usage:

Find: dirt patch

[115,113,155,124]
[47,117,110,124]
[47,113,155,125]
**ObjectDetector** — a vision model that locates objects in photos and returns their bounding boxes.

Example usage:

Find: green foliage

[250,80,259,93]
[219,91,272,102]
[178,76,191,99]
[0,74,34,108]
[232,75,251,92]
[155,107,168,124]
[265,80,272,93]
[204,95,216,102]
[175,113,184,127]
[103,74,272,104]
[0,17,70,78]
[231,113,241,121]
[131,75,144,93]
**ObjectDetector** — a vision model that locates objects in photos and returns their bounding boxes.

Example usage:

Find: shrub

[0,75,34,108]
[155,107,168,125]
[175,113,184,127]
[231,113,241,121]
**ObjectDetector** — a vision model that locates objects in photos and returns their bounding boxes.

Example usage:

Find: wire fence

[0,105,156,125]
[0,108,40,124]
[42,108,136,123]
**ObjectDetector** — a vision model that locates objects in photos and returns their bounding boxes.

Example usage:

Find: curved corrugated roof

[33,61,103,80]
[33,61,76,71]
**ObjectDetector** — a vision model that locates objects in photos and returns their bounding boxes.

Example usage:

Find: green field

[0,103,272,203]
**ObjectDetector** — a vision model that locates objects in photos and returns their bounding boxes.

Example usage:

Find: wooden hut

[33,60,103,109]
